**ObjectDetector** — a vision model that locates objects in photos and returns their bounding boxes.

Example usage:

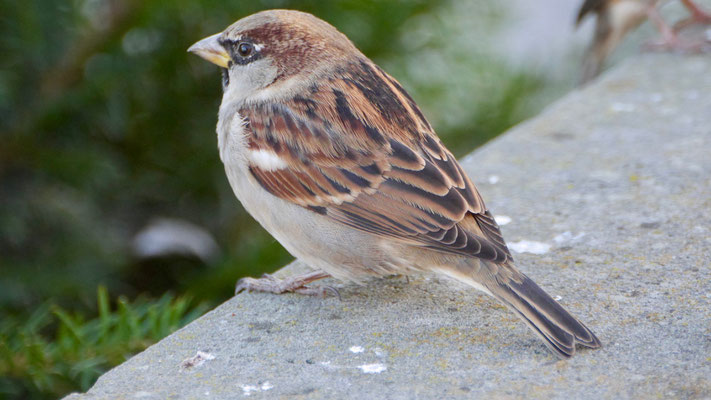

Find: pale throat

[216,101,248,164]
[216,99,288,172]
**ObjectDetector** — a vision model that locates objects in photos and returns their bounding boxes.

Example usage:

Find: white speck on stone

[554,295,562,301]
[685,90,700,100]
[509,240,551,254]
[240,385,258,396]
[359,363,387,374]
[649,93,663,103]
[494,215,511,225]
[349,346,365,353]
[691,225,708,233]
[610,102,635,112]
[553,231,586,244]
[659,106,675,116]
[680,115,695,126]
[488,175,500,184]
[133,391,155,399]
[180,351,215,369]
[239,382,273,396]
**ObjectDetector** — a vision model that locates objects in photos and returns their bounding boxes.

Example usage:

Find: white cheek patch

[248,149,288,171]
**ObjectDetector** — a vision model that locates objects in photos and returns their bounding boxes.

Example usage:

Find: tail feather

[490,273,601,358]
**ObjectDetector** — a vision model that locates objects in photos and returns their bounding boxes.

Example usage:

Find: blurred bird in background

[576,0,711,83]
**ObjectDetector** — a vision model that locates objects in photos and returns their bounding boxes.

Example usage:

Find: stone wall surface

[65,54,711,399]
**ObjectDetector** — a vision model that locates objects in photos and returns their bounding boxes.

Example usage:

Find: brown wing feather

[242,58,512,263]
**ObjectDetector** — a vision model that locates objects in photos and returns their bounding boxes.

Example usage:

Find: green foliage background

[0,0,552,398]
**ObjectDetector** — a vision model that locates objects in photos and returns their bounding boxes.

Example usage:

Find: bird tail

[437,265,601,358]
[486,271,601,358]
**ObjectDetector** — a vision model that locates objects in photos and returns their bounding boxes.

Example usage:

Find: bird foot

[675,0,711,31]
[643,35,709,53]
[674,14,711,32]
[643,4,710,53]
[235,271,339,299]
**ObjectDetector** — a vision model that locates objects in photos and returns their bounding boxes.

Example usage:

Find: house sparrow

[576,0,710,83]
[188,9,601,358]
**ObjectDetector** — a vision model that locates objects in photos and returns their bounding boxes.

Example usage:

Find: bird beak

[188,33,230,68]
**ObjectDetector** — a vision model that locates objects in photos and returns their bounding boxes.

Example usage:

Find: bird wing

[240,59,512,263]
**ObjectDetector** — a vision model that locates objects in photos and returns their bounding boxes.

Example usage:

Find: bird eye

[237,42,253,57]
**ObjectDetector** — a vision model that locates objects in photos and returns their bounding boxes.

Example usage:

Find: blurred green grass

[0,0,550,398]
[0,287,206,399]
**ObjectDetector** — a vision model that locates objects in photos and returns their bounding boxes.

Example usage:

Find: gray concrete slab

[65,53,711,399]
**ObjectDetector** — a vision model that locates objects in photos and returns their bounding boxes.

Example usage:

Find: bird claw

[324,285,342,300]
[291,284,341,300]
[235,271,338,299]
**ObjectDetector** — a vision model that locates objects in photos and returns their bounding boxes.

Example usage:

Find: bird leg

[643,5,706,52]
[235,270,339,298]
[675,0,711,31]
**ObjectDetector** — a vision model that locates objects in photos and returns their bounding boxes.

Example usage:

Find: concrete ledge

[65,54,711,399]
